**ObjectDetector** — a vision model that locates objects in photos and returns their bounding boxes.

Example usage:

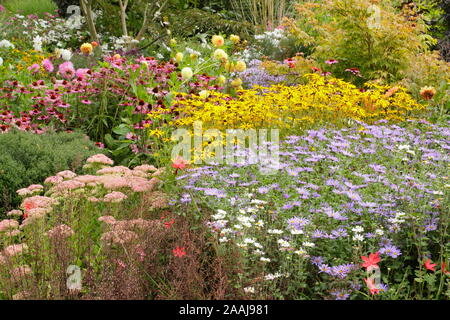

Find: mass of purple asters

[239,59,287,88]
[172,120,449,288]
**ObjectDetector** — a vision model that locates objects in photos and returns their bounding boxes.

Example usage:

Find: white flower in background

[375,229,384,236]
[302,241,315,248]
[264,272,283,281]
[290,229,304,235]
[219,237,229,243]
[212,209,227,220]
[243,287,255,294]
[0,40,15,49]
[353,234,364,242]
[56,49,72,61]
[295,248,307,256]
[351,226,364,233]
[267,229,283,234]
[33,36,43,52]
[220,228,232,234]
[243,238,256,245]
[260,257,271,262]
[237,242,247,248]
[233,224,243,230]
[255,220,265,227]
[398,144,411,151]
[185,47,200,57]
[156,53,164,59]
[277,239,291,248]
[0,57,3,66]
[254,242,263,249]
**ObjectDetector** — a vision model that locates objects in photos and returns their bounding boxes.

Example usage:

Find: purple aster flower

[310,256,324,265]
[257,186,270,194]
[379,245,402,258]
[330,289,350,300]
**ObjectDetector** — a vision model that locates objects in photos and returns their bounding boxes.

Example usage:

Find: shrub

[0,130,100,216]
[167,8,254,39]
[283,0,430,85]
[398,51,450,120]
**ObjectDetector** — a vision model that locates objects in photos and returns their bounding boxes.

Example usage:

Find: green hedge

[0,130,101,217]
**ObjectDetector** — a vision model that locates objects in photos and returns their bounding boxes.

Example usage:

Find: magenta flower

[75,68,90,80]
[42,59,54,72]
[325,59,339,64]
[58,61,75,79]
[28,63,40,74]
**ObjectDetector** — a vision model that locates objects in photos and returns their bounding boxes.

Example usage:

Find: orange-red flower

[441,262,450,275]
[172,246,186,258]
[424,259,437,271]
[172,156,189,174]
[364,277,379,295]
[419,86,436,100]
[361,252,381,270]
[164,219,175,229]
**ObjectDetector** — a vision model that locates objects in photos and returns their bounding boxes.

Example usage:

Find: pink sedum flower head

[87,154,114,166]
[56,170,77,179]
[46,224,74,239]
[3,244,28,257]
[103,191,128,203]
[0,219,19,232]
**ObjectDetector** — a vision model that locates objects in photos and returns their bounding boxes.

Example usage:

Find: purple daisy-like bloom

[379,245,402,258]
[180,193,192,203]
[318,264,331,273]
[257,186,270,194]
[330,289,350,300]
[330,265,351,279]
[378,283,389,293]
[310,256,325,265]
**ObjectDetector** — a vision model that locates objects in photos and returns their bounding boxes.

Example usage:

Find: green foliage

[2,0,58,18]
[398,51,450,121]
[285,0,430,85]
[167,8,254,39]
[0,130,101,217]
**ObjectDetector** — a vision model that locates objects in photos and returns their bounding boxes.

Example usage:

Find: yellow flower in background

[175,52,184,63]
[181,67,193,80]
[217,75,226,85]
[225,61,235,72]
[213,49,228,62]
[169,38,177,46]
[230,34,240,44]
[231,78,243,87]
[199,90,210,99]
[172,73,425,135]
[80,43,93,55]
[211,35,225,47]
[235,60,246,72]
